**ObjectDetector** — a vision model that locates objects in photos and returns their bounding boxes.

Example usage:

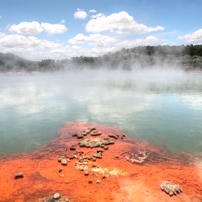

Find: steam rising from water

[0,67,202,153]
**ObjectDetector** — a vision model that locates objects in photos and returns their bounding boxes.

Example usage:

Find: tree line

[0,44,202,72]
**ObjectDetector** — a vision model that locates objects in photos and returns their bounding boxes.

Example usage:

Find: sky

[0,0,202,61]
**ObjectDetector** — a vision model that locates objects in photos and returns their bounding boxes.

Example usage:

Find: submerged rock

[125,150,149,164]
[160,181,182,195]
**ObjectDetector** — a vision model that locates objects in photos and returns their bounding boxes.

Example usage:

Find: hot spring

[1,68,202,201]
[0,68,202,154]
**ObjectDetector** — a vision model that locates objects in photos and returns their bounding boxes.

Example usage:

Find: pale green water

[0,69,202,154]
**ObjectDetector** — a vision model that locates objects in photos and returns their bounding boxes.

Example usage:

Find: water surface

[0,69,202,154]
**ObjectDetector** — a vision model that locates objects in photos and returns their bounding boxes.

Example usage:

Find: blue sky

[0,0,202,60]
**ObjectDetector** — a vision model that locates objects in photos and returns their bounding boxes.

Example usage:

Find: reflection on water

[0,69,202,154]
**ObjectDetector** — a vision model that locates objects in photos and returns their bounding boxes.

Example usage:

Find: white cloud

[117,36,161,48]
[68,33,161,56]
[9,21,43,35]
[0,33,78,60]
[90,13,105,19]
[61,19,66,24]
[74,9,88,19]
[0,34,62,51]
[89,34,118,47]
[89,9,97,13]
[86,11,165,34]
[68,33,118,47]
[41,23,67,35]
[178,29,202,43]
[68,33,90,44]
[9,21,67,35]
[0,32,6,38]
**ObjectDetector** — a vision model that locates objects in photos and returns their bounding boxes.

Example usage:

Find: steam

[0,66,202,153]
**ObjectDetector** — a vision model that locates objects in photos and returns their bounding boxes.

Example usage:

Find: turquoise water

[0,69,202,154]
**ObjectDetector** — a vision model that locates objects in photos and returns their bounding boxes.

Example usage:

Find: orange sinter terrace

[0,122,202,202]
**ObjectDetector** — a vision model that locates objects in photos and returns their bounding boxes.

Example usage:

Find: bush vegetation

[0,45,202,72]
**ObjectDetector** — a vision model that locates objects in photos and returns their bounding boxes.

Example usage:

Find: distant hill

[0,53,28,61]
[1,45,202,72]
[0,52,38,72]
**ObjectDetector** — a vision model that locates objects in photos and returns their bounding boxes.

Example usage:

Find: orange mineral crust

[0,122,202,202]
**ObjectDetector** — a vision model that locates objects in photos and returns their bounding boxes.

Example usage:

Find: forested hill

[1,45,202,72]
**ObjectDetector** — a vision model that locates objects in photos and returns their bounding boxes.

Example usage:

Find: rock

[108,133,119,139]
[115,155,119,158]
[58,155,65,162]
[73,127,96,138]
[40,198,55,202]
[58,168,63,172]
[70,145,76,150]
[96,179,100,184]
[79,138,114,148]
[72,132,84,138]
[91,131,102,136]
[14,172,24,179]
[84,171,89,176]
[61,158,68,165]
[78,157,84,162]
[77,151,84,155]
[97,152,103,158]
[88,179,93,183]
[93,153,102,159]
[121,133,126,139]
[104,146,108,150]
[160,181,182,195]
[53,192,61,199]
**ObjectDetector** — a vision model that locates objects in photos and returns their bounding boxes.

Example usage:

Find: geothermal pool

[0,69,202,201]
[0,69,202,154]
